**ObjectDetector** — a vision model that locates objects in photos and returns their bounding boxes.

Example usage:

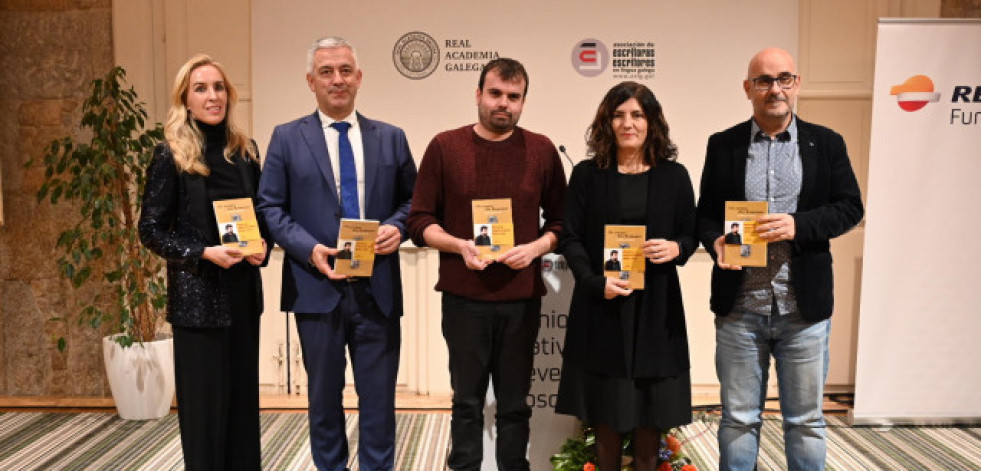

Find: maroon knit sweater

[407,125,566,301]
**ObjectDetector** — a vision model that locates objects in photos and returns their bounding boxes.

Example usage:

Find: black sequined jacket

[138,142,270,328]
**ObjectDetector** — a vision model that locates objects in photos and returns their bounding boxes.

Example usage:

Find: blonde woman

[139,54,269,470]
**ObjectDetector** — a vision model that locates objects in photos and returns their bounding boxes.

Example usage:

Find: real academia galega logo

[393,32,440,80]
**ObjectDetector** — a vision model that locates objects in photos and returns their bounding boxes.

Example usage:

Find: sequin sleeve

[138,144,207,262]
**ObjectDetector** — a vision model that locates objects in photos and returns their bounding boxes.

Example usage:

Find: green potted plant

[29,66,172,420]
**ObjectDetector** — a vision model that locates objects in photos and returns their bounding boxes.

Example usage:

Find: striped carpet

[0,412,450,470]
[1,412,980,470]
[678,414,981,471]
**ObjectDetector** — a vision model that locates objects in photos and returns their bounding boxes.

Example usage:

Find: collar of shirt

[750,116,797,143]
[318,109,360,131]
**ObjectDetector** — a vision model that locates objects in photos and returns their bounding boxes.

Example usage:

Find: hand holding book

[712,236,743,271]
[374,224,402,255]
[310,243,348,280]
[202,245,245,269]
[723,201,768,267]
[496,234,554,270]
[755,213,796,242]
[245,239,267,266]
[604,277,633,299]
[643,238,679,264]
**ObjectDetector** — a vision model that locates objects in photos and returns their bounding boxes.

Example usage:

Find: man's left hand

[497,243,541,270]
[757,213,796,242]
[375,224,402,255]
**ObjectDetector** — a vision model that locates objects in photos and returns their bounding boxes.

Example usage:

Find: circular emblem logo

[393,32,440,80]
[571,38,609,77]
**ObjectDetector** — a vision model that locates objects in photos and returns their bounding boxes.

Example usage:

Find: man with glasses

[695,47,864,471]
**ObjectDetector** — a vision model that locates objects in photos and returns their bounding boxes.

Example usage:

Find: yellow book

[604,225,645,290]
[334,219,379,277]
[723,201,768,267]
[471,198,514,261]
[212,198,264,256]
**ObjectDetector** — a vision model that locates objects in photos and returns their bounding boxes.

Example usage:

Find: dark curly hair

[586,81,677,169]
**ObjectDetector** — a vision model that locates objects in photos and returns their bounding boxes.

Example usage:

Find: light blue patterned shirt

[734,118,802,316]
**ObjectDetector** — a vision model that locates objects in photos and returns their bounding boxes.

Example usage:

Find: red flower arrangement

[550,427,697,470]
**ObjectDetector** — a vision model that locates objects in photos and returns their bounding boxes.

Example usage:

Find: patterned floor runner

[0,412,978,470]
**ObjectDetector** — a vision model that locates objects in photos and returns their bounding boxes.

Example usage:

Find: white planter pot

[102,334,175,420]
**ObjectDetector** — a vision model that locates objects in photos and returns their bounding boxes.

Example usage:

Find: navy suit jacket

[695,117,864,322]
[258,111,416,316]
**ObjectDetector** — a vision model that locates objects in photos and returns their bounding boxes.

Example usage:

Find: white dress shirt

[318,109,366,219]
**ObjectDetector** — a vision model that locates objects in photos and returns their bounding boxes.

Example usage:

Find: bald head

[747,48,797,79]
[744,47,800,135]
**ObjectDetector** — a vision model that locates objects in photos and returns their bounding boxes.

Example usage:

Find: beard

[479,107,519,134]
[762,95,793,118]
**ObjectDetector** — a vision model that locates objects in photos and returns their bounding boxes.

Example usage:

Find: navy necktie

[330,121,360,219]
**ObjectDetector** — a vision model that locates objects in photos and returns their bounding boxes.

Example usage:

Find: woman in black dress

[139,54,268,470]
[556,81,696,471]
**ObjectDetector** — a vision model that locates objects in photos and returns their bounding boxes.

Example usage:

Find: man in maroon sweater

[407,58,566,471]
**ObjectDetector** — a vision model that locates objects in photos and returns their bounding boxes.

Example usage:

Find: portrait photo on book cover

[220,222,239,244]
[473,224,493,246]
[724,220,743,245]
[604,248,622,271]
[336,240,354,260]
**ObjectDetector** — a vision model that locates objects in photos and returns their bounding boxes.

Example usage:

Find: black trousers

[172,310,261,470]
[441,293,542,471]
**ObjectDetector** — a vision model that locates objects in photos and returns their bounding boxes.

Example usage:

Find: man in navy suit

[258,37,416,471]
[696,47,863,471]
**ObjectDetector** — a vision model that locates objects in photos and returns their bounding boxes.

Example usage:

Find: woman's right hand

[202,245,245,269]
[604,277,633,299]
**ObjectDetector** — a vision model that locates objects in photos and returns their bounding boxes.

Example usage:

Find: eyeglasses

[750,73,798,91]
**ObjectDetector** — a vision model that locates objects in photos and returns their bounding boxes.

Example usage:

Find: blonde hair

[164,54,257,175]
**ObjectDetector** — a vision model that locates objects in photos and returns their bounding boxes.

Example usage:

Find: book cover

[471,198,514,261]
[723,201,768,267]
[212,198,264,256]
[334,219,380,277]
[603,225,646,290]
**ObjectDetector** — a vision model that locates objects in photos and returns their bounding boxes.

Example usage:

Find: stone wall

[0,0,114,396]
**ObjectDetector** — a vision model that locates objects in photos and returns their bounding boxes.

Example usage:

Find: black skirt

[555,293,692,433]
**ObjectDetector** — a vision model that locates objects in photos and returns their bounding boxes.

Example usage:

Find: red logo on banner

[571,39,608,77]
[890,75,942,112]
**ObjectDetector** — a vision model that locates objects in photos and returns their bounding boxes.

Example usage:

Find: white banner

[853,19,981,424]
